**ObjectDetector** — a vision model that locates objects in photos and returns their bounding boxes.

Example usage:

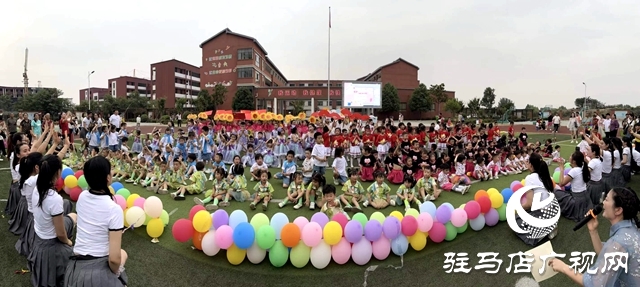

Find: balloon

[192,231,205,250]
[457,221,468,233]
[477,196,491,213]
[441,203,454,212]
[172,219,194,243]
[323,221,343,245]
[553,171,560,183]
[510,180,521,190]
[229,210,248,229]
[280,223,301,248]
[301,222,323,247]
[372,237,391,260]
[290,241,311,268]
[214,225,234,249]
[420,201,437,218]
[188,206,206,221]
[143,196,163,218]
[564,168,570,175]
[133,197,145,209]
[111,182,124,193]
[416,213,434,232]
[464,200,481,219]
[382,216,401,240]
[445,222,457,241]
[436,205,452,223]
[364,220,383,242]
[409,232,427,251]
[485,208,499,226]
[193,210,212,233]
[331,238,351,264]
[352,213,368,228]
[233,222,255,249]
[401,215,418,236]
[212,209,229,230]
[450,208,468,228]
[429,222,446,243]
[55,177,64,191]
[369,211,386,224]
[405,208,419,218]
[146,218,164,238]
[246,242,266,264]
[489,193,504,209]
[126,194,140,208]
[344,220,364,243]
[268,240,289,267]
[391,234,409,256]
[256,225,276,250]
[331,213,349,232]
[114,195,127,210]
[310,241,332,269]
[108,186,115,195]
[293,216,309,231]
[125,206,146,227]
[351,237,373,265]
[64,176,78,188]
[474,190,488,201]
[160,210,170,225]
[226,244,246,265]
[310,212,329,228]
[74,170,83,178]
[469,214,486,231]
[144,214,152,226]
[521,179,526,186]
[270,213,289,240]
[501,188,513,203]
[512,182,523,192]
[565,162,571,169]
[389,211,404,221]
[497,205,507,221]
[201,230,220,256]
[61,168,74,179]
[487,188,499,196]
[69,187,82,201]
[116,188,130,200]
[250,213,270,232]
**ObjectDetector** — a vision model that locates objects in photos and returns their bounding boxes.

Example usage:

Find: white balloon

[143,196,163,218]
[310,241,332,269]
[246,242,266,264]
[351,237,373,265]
[201,230,220,256]
[125,206,146,228]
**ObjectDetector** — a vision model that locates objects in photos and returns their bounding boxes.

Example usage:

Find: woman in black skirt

[6,142,29,223]
[621,138,633,183]
[28,154,77,287]
[65,156,129,287]
[584,144,606,205]
[609,137,625,188]
[555,151,593,222]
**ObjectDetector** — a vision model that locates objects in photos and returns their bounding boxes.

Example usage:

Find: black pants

[0,140,5,156]
[177,120,182,127]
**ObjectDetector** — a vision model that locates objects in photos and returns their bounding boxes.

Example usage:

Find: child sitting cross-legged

[250,170,273,211]
[171,161,206,200]
[304,173,326,210]
[148,160,170,194]
[416,167,440,201]
[250,153,270,182]
[225,156,250,203]
[278,172,305,209]
[194,168,229,210]
[321,184,350,219]
[367,170,392,209]
[339,168,366,212]
[274,150,297,188]
[395,174,421,211]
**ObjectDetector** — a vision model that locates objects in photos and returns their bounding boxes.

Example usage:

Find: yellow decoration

[226,244,246,265]
[309,116,317,124]
[213,114,220,121]
[389,211,404,221]
[265,113,274,121]
[275,114,284,121]
[258,113,266,121]
[297,112,306,120]
[146,218,164,238]
[187,114,198,120]
[322,221,342,245]
[251,112,259,120]
[126,194,140,208]
[409,232,427,251]
[198,112,208,120]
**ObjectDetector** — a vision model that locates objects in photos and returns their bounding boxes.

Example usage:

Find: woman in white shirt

[28,155,77,287]
[620,138,633,183]
[608,138,626,188]
[568,112,578,143]
[65,156,129,286]
[584,144,606,205]
[556,152,594,222]
[516,153,560,246]
[4,133,28,217]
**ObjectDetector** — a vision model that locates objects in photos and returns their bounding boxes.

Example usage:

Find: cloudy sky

[2,0,640,109]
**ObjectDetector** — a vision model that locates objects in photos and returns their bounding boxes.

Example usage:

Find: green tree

[76,100,90,112]
[289,100,305,115]
[175,98,187,115]
[408,84,433,118]
[15,88,72,118]
[0,94,14,111]
[444,98,463,117]
[428,83,447,112]
[195,89,214,112]
[380,83,400,114]
[211,84,227,107]
[467,97,481,117]
[481,87,496,110]
[157,99,166,116]
[496,97,515,116]
[574,97,604,109]
[232,88,254,111]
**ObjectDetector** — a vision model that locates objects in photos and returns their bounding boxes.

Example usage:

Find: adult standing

[31,114,42,139]
[568,112,578,143]
[552,112,561,142]
[177,113,182,127]
[7,113,17,135]
[20,113,32,142]
[136,115,141,131]
[622,112,636,137]
[603,113,612,138]
[109,110,121,132]
[609,114,619,138]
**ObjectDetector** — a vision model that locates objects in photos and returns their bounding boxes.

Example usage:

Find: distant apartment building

[107,76,151,98]
[78,87,110,103]
[1,86,50,102]
[151,59,200,109]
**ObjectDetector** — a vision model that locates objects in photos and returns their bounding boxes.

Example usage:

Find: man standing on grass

[7,113,17,135]
[109,110,121,132]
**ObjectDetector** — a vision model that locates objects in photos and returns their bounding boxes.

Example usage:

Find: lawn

[1,133,637,287]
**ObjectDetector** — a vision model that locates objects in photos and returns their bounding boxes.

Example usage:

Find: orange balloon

[474,190,488,201]
[280,223,301,248]
[192,231,206,250]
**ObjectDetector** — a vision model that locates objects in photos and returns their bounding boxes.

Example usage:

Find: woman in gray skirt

[555,151,593,222]
[65,156,129,287]
[4,132,28,217]
[609,138,626,188]
[28,154,77,287]
[584,144,606,205]
[621,138,633,183]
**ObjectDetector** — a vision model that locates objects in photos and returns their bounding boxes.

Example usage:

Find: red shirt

[331,134,344,147]
[373,133,383,145]
[362,134,376,145]
[508,126,515,137]
[428,131,437,143]
[418,131,427,145]
[494,127,501,137]
[350,135,361,146]
[487,129,495,139]
[438,130,449,143]
[408,134,419,144]
[388,134,398,148]
[322,133,331,147]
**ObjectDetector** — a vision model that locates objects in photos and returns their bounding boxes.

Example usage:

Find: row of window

[173,67,200,78]
[286,83,342,87]
[237,48,285,84]
[174,78,201,86]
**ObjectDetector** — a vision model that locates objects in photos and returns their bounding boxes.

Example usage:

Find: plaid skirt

[15,212,34,257]
[554,189,593,222]
[65,255,128,287]
[4,181,20,216]
[586,180,607,206]
[28,216,75,287]
[9,196,28,235]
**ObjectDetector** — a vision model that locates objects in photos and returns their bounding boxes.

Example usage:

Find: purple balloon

[485,208,499,226]
[382,217,401,240]
[212,209,229,230]
[436,205,452,223]
[364,220,383,242]
[344,220,364,243]
[564,168,570,175]
[510,180,520,190]
[310,212,329,229]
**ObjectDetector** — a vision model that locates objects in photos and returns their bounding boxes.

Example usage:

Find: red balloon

[74,170,84,178]
[55,177,64,191]
[464,200,481,219]
[477,196,491,213]
[428,222,446,243]
[172,219,195,243]
[69,187,83,201]
[512,183,523,192]
[401,215,418,236]
[189,205,206,221]
[331,213,349,233]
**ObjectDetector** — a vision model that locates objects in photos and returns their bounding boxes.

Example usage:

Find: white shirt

[74,191,124,257]
[632,149,640,166]
[332,156,347,177]
[613,150,622,169]
[302,158,313,178]
[602,151,613,173]
[603,118,611,132]
[250,162,269,173]
[11,164,20,181]
[552,116,561,124]
[588,158,603,181]
[311,144,327,167]
[109,114,121,128]
[524,173,550,200]
[567,167,587,193]
[82,117,91,129]
[23,175,38,213]
[623,147,631,166]
[136,116,141,124]
[33,188,65,240]
[108,132,118,146]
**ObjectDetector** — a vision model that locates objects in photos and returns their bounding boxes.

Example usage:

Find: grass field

[1,133,638,287]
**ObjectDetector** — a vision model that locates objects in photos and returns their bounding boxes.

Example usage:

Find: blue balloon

[419,201,437,218]
[61,168,74,179]
[111,182,124,192]
[501,188,513,203]
[228,210,248,229]
[391,234,409,256]
[270,212,289,240]
[232,222,255,249]
[469,214,485,231]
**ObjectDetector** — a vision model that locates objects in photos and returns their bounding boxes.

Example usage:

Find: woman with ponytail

[556,151,593,222]
[584,143,606,205]
[548,187,640,285]
[620,138,633,183]
[65,156,129,287]
[4,132,28,217]
[609,137,625,188]
[28,154,77,287]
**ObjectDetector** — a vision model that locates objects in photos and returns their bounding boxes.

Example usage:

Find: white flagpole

[327,6,331,110]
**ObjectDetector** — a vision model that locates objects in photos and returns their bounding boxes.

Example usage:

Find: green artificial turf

[2,133,638,286]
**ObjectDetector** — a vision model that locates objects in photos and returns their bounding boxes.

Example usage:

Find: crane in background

[22,48,29,95]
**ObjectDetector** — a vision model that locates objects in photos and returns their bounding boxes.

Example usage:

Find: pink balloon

[331,213,349,232]
[189,205,206,221]
[416,213,433,233]
[331,238,351,265]
[464,200,481,219]
[301,222,323,247]
[293,216,309,231]
[512,183,523,192]
[214,225,234,249]
[372,237,391,260]
[428,222,446,243]
[450,209,468,228]
[114,195,127,210]
[401,216,418,236]
[133,197,146,209]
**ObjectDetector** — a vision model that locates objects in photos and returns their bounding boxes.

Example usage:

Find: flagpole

[327,6,331,110]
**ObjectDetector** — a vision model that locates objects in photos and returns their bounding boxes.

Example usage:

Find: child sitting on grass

[278,172,305,209]
[305,172,327,210]
[332,147,348,185]
[148,161,170,194]
[416,167,440,201]
[395,174,420,211]
[367,170,392,209]
[250,170,273,211]
[171,162,206,200]
[126,156,149,185]
[225,162,250,203]
[250,153,270,182]
[274,150,297,188]
[339,168,366,212]
[321,185,349,219]
[194,167,229,210]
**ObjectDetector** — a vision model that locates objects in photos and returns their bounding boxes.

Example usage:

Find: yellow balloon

[459,204,466,209]
[64,176,78,188]
[389,211,404,221]
[123,209,129,227]
[489,193,504,209]
[409,232,427,251]
[487,188,499,196]
[109,186,115,195]
[126,194,140,208]
[521,179,526,186]
[192,210,212,233]
[227,244,246,265]
[322,221,342,245]
[146,218,164,238]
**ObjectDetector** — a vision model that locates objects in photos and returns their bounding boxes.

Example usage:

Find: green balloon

[160,210,170,226]
[445,222,458,241]
[564,162,571,169]
[497,205,507,221]
[268,240,289,267]
[144,214,152,225]
[405,208,419,218]
[352,213,368,229]
[77,175,88,189]
[257,225,276,250]
[370,212,386,224]
[117,188,131,200]
[289,242,311,268]
[552,171,560,183]
[250,213,270,232]
[456,221,468,234]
